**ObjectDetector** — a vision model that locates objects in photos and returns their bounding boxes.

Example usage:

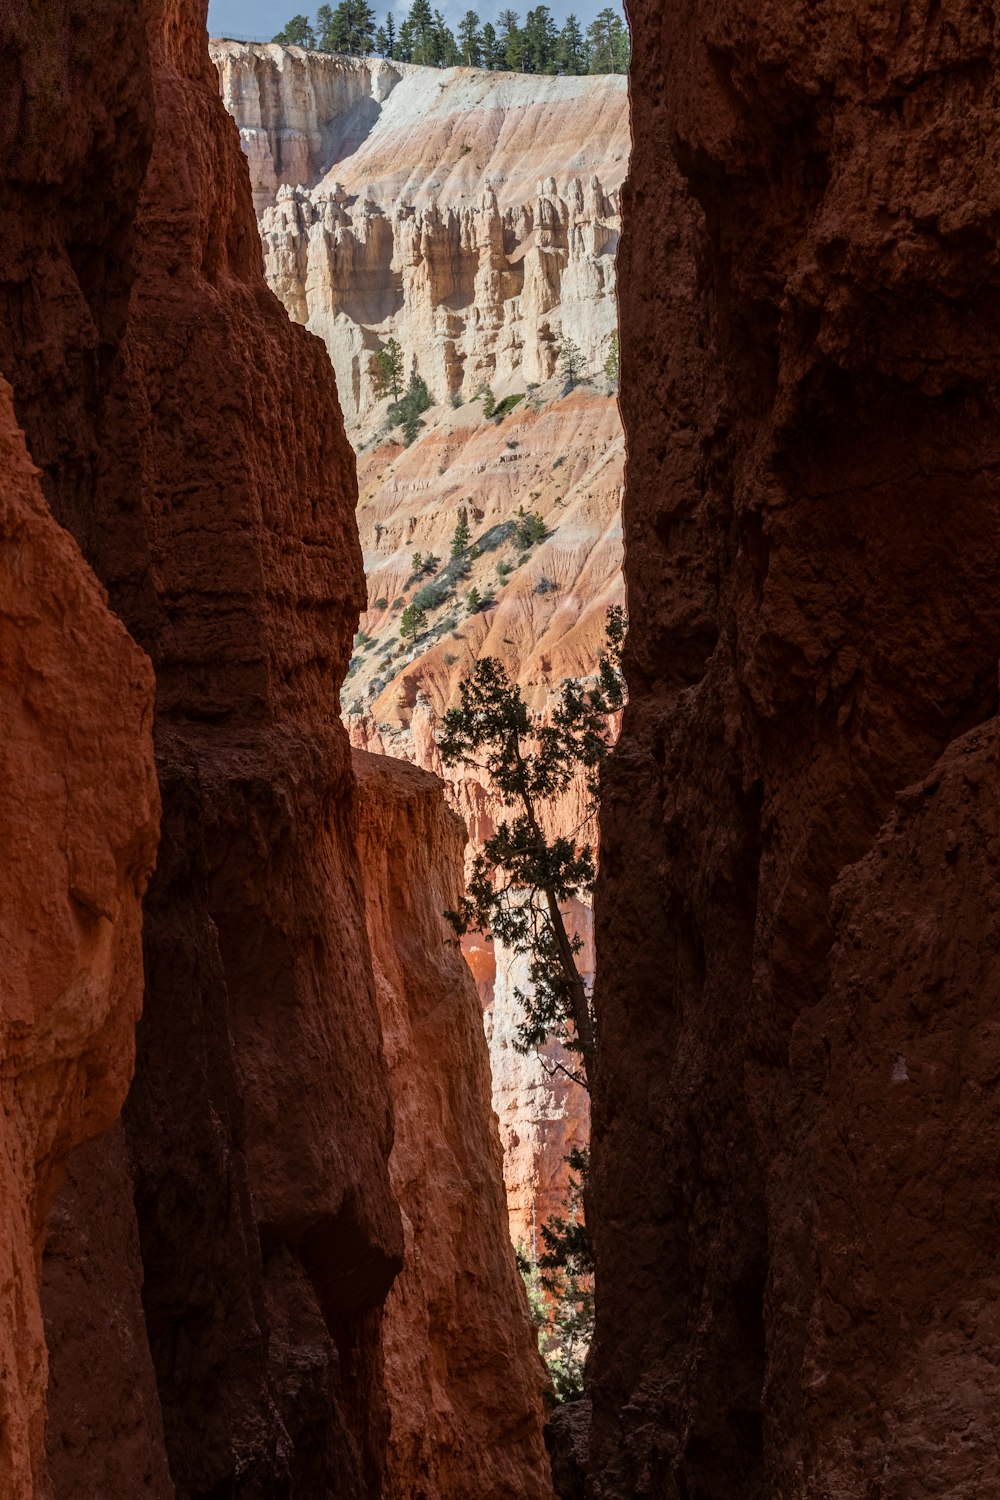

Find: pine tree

[451,506,471,557]
[441,607,626,1086]
[400,601,428,643]
[603,333,619,389]
[559,336,585,390]
[556,13,586,73]
[611,12,630,72]
[272,13,316,46]
[497,7,525,69]
[396,15,414,58]
[457,8,481,65]
[586,6,628,73]
[523,5,557,73]
[466,586,482,614]
[315,3,336,48]
[407,0,434,62]
[480,20,501,67]
[317,0,375,53]
[432,8,460,65]
[372,336,404,400]
[474,379,496,417]
[384,9,397,53]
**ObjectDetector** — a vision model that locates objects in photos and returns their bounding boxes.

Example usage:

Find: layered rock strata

[211,44,627,429]
[2,1,555,1495]
[0,378,159,1496]
[354,750,553,1499]
[590,2,1000,1496]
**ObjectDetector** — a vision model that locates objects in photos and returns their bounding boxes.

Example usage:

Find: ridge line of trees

[273,3,629,75]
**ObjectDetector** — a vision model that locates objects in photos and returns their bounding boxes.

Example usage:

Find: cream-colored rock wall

[259,174,620,428]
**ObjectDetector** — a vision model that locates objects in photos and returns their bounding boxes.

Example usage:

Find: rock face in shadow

[589,2,1000,1496]
[0,378,159,1497]
[1,0,399,1492]
[99,16,404,1489]
[3,4,560,1495]
[41,1129,173,1500]
[353,750,555,1500]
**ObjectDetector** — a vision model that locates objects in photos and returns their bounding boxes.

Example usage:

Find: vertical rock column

[590,2,1000,1497]
[87,2,403,1492]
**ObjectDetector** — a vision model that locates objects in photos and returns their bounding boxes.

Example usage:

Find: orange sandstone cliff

[0,1,554,1494]
[589,1,1000,1496]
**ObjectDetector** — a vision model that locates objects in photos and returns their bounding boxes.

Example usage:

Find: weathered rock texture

[5,0,401,1489]
[0,377,158,1496]
[96,13,405,1489]
[590,3,1000,1497]
[2,0,394,1490]
[211,44,627,429]
[354,750,554,1500]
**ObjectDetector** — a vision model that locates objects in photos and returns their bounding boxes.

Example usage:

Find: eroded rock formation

[1,1,554,1495]
[590,2,1000,1496]
[211,44,627,429]
[354,750,553,1500]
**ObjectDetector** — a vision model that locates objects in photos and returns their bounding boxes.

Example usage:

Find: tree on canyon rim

[274,1,628,73]
[315,0,376,51]
[440,605,625,1089]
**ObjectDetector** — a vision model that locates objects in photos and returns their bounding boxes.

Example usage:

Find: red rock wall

[589,3,1000,1496]
[1,0,402,1492]
[353,750,555,1500]
[66,2,404,1491]
[0,378,159,1497]
[41,1128,174,1500]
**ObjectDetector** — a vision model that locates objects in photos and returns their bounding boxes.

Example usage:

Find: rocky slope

[589,1,1000,1496]
[0,378,159,1497]
[211,43,627,431]
[1,2,555,1494]
[354,751,552,1500]
[348,381,622,1246]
